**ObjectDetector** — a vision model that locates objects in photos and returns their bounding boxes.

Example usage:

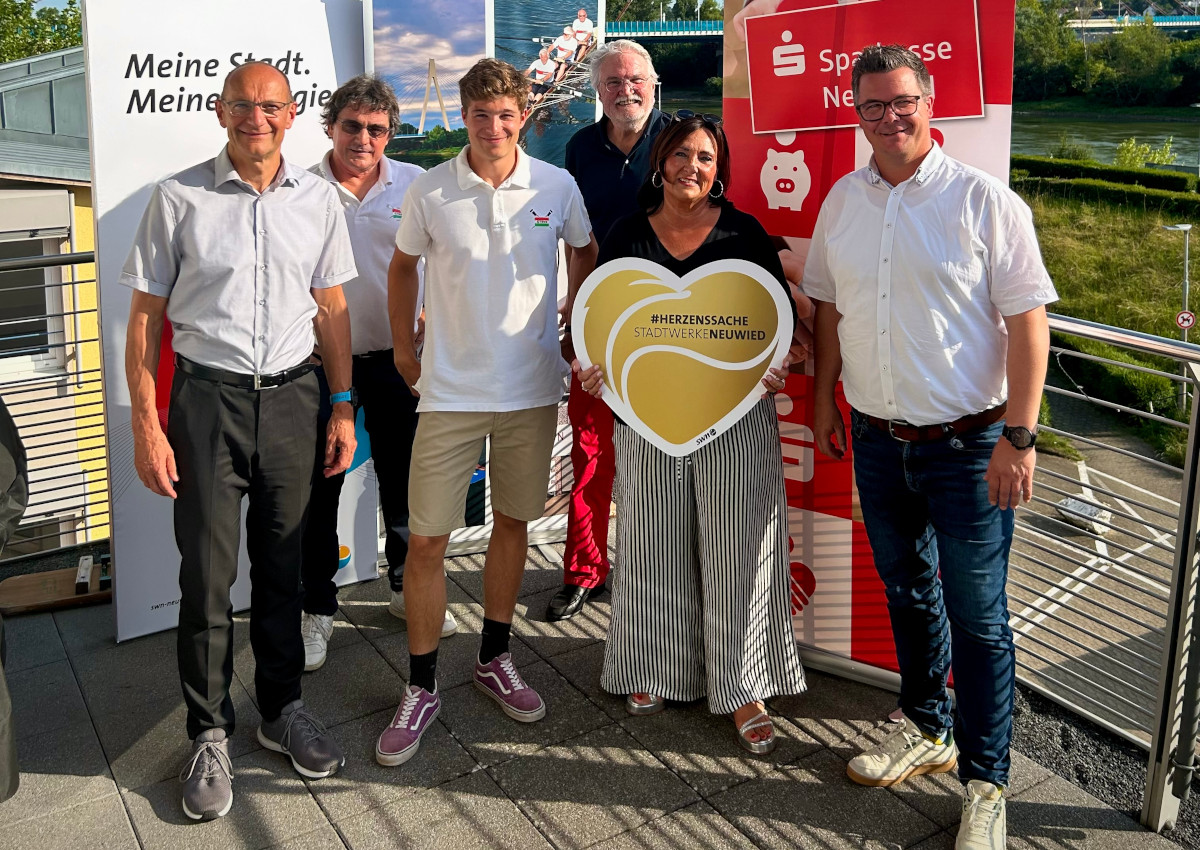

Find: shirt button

[258,335,265,341]
[880,330,886,335]
[259,299,267,306]
[260,264,267,271]
[881,294,887,300]
[883,258,888,264]
[888,400,895,406]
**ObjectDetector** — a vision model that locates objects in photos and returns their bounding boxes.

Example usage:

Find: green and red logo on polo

[530,209,551,228]
[391,207,403,220]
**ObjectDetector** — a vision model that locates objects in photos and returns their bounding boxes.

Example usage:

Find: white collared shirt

[395,145,592,412]
[121,146,356,375]
[803,144,1057,426]
[573,18,594,41]
[313,153,425,354]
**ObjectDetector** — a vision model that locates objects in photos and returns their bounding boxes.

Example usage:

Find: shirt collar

[599,108,667,156]
[866,141,944,189]
[454,145,531,190]
[215,145,301,191]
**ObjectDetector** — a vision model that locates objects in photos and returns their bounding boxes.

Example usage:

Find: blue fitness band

[330,390,353,405]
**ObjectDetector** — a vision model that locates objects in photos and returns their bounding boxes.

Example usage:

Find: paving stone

[263,824,348,850]
[768,667,899,748]
[7,658,89,741]
[909,830,957,849]
[509,586,610,659]
[92,678,261,791]
[0,720,116,828]
[336,768,552,849]
[438,659,610,767]
[1006,772,1177,848]
[589,801,757,850]
[370,597,539,691]
[620,700,823,796]
[546,640,627,722]
[447,548,572,604]
[71,628,178,714]
[489,723,700,849]
[336,575,406,642]
[54,602,118,658]
[3,612,65,672]
[0,793,138,850]
[122,747,329,850]
[306,706,477,823]
[707,748,941,849]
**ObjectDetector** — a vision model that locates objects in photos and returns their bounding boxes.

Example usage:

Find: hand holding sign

[571,258,793,457]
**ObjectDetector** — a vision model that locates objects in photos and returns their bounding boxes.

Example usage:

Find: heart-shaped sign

[572,257,791,457]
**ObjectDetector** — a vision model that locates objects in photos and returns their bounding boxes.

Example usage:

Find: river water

[1011,114,1200,167]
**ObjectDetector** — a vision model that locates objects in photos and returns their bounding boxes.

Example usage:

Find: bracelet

[330,390,353,405]
[562,325,573,334]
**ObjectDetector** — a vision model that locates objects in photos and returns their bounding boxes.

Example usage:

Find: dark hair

[636,115,731,215]
[851,44,933,101]
[459,58,530,113]
[321,75,401,135]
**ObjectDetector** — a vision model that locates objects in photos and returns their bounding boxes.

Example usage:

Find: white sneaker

[388,590,457,638]
[846,713,958,786]
[956,780,1006,849]
[300,612,335,672]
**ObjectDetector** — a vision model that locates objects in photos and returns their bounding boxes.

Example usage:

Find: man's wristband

[330,390,354,405]
[562,325,572,335]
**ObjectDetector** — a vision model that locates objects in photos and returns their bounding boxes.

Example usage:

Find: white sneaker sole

[388,600,458,638]
[846,753,957,787]
[473,679,546,722]
[303,649,327,672]
[182,792,233,821]
[375,703,440,767]
[256,727,344,779]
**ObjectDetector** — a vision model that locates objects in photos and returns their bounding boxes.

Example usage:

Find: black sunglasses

[673,109,722,127]
[336,118,392,139]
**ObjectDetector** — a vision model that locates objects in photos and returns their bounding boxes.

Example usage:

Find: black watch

[1002,425,1038,450]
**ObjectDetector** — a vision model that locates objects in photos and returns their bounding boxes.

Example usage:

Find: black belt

[863,402,1007,443]
[174,354,315,390]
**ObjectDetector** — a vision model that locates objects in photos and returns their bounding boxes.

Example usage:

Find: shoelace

[963,789,1002,838]
[875,723,923,756]
[497,655,526,691]
[278,707,330,749]
[393,688,426,729]
[179,739,233,784]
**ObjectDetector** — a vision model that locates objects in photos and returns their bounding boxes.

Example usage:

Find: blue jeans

[849,409,1016,787]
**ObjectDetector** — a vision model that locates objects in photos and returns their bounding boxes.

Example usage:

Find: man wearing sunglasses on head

[805,45,1056,850]
[300,76,458,676]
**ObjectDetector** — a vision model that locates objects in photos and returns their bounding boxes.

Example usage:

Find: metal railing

[0,251,108,563]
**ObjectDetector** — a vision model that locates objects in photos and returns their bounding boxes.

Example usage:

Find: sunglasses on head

[673,109,722,127]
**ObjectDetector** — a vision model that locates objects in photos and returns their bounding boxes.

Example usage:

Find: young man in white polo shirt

[378,58,598,767]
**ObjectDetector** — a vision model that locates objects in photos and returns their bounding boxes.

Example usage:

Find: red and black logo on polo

[530,209,552,228]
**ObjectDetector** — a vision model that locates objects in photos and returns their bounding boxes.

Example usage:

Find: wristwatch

[1002,425,1038,450]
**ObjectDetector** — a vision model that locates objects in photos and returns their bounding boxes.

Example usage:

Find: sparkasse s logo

[773,30,804,76]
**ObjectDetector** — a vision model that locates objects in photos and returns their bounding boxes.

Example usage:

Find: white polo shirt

[528,57,556,83]
[803,144,1057,426]
[552,34,578,61]
[395,145,592,412]
[312,153,425,354]
[573,17,594,42]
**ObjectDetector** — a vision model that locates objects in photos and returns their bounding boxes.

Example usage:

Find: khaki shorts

[408,406,559,536]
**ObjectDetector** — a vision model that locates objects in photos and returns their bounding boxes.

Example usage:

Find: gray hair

[851,44,933,100]
[321,75,401,135]
[589,40,658,92]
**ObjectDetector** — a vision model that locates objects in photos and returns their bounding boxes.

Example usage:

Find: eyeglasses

[221,99,292,118]
[673,109,722,127]
[603,76,650,92]
[854,95,923,122]
[336,118,392,139]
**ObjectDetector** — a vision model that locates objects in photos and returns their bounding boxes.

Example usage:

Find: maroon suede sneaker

[473,652,546,722]
[376,684,440,766]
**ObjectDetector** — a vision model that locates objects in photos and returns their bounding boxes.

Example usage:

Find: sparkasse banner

[84,0,368,642]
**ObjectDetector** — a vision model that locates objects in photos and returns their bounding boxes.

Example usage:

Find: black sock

[409,648,438,693]
[479,618,511,664]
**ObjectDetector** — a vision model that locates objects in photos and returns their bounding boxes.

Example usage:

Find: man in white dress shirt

[805,45,1057,850]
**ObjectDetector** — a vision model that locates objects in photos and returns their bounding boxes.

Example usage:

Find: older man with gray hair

[548,40,671,622]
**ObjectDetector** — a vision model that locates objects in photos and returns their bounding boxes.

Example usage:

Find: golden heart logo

[571,258,791,456]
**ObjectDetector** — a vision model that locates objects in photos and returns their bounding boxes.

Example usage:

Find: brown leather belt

[863,402,1007,443]
[175,354,315,390]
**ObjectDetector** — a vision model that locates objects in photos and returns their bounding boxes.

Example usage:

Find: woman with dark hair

[576,113,806,754]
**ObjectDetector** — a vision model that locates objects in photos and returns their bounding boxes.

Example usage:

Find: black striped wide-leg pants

[602,398,806,714]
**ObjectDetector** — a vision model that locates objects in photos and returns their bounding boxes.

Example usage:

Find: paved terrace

[0,545,1182,850]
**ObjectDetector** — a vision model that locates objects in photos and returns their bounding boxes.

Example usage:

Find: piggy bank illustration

[761,148,812,211]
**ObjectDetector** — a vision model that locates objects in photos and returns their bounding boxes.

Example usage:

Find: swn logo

[530,209,552,228]
[391,207,403,220]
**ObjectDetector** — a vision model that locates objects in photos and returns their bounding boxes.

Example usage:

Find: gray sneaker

[180,729,233,821]
[257,700,345,779]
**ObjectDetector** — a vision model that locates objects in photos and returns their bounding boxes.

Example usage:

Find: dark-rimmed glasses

[336,118,392,139]
[854,95,923,122]
[673,109,722,127]
[221,99,292,118]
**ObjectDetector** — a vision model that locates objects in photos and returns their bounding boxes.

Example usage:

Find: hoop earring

[709,179,725,199]
[651,171,663,188]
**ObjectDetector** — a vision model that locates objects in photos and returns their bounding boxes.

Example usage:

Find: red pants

[564,373,614,588]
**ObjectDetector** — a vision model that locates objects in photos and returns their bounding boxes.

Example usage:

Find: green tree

[1114,136,1177,168]
[1090,22,1180,105]
[612,0,662,21]
[0,0,81,63]
[669,0,722,19]
[1013,0,1081,100]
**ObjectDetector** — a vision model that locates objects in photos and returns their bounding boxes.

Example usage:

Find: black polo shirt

[564,108,671,247]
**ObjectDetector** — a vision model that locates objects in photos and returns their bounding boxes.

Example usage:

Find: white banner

[84,0,369,641]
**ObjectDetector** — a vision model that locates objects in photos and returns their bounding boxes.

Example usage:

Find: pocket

[948,422,1001,455]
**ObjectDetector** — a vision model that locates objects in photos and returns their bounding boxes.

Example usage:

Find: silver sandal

[736,711,777,755]
[625,693,664,716]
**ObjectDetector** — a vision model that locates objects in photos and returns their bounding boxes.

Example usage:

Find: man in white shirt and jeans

[805,45,1056,850]
[377,58,598,768]
[300,75,458,674]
